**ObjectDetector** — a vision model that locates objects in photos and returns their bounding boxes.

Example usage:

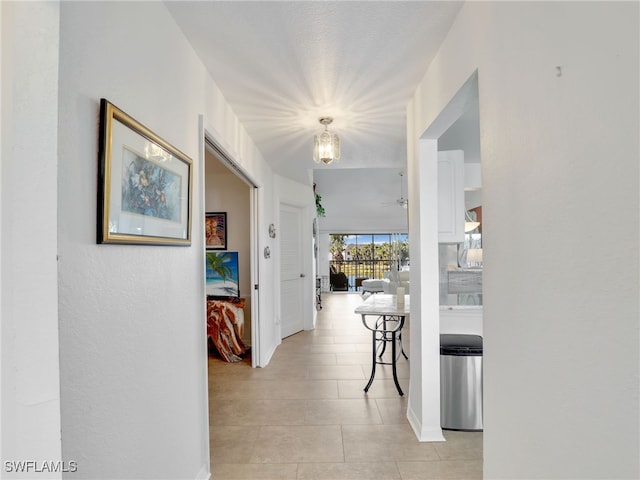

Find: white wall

[57,3,208,478]
[55,2,278,478]
[1,2,63,476]
[408,2,639,478]
[255,171,278,366]
[405,137,444,442]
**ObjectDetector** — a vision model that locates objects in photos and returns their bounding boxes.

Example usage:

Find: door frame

[202,126,263,367]
[406,71,480,441]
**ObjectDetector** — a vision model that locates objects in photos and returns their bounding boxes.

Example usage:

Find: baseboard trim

[260,342,278,367]
[194,463,210,480]
[407,405,446,442]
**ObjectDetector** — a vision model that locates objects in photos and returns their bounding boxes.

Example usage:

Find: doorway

[407,70,483,441]
[204,137,261,366]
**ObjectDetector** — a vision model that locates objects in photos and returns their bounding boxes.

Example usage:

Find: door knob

[300,273,306,278]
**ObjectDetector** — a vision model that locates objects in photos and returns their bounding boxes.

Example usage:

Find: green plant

[315,193,326,217]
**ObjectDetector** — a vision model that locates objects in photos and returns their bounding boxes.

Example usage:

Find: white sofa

[361,278,388,294]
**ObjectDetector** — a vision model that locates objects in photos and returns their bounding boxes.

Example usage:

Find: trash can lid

[440,334,483,356]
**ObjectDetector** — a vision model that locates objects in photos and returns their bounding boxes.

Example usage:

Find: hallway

[208,293,482,479]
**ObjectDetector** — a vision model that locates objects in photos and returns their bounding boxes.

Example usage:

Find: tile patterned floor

[208,292,482,479]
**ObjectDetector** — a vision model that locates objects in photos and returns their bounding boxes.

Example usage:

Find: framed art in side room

[205,251,239,297]
[205,212,227,250]
[97,98,192,245]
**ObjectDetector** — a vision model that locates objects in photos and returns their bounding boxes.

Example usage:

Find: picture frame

[205,212,227,250]
[206,251,240,297]
[97,98,192,245]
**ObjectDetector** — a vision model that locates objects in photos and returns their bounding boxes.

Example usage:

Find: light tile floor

[208,292,482,480]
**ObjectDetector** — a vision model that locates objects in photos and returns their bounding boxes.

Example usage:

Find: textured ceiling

[165,1,464,185]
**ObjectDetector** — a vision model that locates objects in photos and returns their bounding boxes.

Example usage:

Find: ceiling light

[398,171,408,209]
[144,143,170,162]
[313,117,340,165]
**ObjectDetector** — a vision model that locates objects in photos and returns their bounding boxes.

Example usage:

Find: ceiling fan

[382,171,408,209]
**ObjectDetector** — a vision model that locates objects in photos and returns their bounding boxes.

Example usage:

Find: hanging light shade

[464,209,480,232]
[313,117,340,165]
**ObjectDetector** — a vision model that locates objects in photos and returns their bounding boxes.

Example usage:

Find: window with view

[329,233,408,291]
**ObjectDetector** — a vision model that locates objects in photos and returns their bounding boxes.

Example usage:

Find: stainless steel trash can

[440,334,483,431]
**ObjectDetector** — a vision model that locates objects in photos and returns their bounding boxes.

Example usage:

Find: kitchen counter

[441,304,482,310]
[440,304,483,336]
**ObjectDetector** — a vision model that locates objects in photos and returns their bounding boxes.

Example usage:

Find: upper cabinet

[438,150,465,243]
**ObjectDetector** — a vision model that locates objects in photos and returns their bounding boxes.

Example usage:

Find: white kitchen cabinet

[438,150,465,243]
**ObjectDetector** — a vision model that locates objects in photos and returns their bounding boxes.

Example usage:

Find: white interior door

[280,204,304,338]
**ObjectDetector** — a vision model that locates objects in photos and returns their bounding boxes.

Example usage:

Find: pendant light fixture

[313,117,340,165]
[397,171,408,209]
[464,210,480,232]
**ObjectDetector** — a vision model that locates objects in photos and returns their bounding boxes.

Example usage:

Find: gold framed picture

[97,99,192,245]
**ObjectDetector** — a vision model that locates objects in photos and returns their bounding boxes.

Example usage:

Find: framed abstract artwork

[97,98,192,245]
[205,251,240,297]
[205,212,227,250]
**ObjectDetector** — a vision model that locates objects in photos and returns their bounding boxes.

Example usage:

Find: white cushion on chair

[361,279,388,293]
